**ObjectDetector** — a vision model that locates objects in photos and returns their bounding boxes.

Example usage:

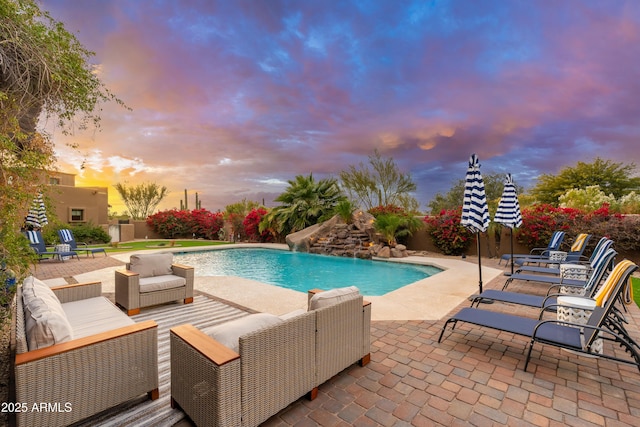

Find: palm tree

[262,174,347,236]
[374,213,424,246]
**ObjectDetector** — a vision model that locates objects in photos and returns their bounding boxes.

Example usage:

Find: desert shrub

[424,208,473,255]
[41,222,110,244]
[368,204,406,218]
[243,208,273,242]
[66,223,111,244]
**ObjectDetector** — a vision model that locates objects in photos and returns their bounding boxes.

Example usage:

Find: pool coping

[71,243,503,321]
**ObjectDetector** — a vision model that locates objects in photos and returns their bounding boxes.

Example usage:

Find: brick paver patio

[29,254,640,426]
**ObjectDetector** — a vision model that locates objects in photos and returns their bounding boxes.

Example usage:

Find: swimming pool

[174,247,441,296]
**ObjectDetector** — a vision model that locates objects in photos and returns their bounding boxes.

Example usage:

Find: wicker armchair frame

[115,263,194,315]
[170,291,371,427]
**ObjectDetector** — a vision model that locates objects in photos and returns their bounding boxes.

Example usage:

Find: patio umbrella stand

[460,154,491,302]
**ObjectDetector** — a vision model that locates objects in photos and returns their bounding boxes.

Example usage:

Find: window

[70,208,85,222]
[49,177,60,185]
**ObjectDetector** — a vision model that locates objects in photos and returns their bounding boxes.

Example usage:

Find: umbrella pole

[510,228,515,275]
[477,232,483,294]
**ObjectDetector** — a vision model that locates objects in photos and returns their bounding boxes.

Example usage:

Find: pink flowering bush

[423,208,473,255]
[243,207,273,242]
[147,209,223,239]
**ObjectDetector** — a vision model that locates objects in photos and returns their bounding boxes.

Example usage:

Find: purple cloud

[41,0,640,212]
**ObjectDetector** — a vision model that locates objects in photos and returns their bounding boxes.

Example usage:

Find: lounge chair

[439,260,640,372]
[24,230,78,261]
[499,230,565,265]
[57,228,107,258]
[471,247,617,310]
[501,241,614,291]
[515,237,611,276]
[513,233,592,267]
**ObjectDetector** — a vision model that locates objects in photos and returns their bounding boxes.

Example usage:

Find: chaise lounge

[12,277,159,427]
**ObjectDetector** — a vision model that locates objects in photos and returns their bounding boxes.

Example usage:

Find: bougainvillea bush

[243,207,273,242]
[515,204,579,249]
[516,203,640,252]
[147,209,224,239]
[423,208,473,255]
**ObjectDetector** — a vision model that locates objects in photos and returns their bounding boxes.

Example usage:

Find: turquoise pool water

[174,248,441,296]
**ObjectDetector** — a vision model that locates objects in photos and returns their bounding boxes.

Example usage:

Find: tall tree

[113,182,168,220]
[529,158,640,205]
[339,149,417,211]
[262,174,346,235]
[1,0,124,300]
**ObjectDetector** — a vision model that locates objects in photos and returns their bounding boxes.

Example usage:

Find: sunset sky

[40,0,640,214]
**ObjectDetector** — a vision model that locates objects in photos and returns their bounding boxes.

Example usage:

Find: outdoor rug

[74,294,251,426]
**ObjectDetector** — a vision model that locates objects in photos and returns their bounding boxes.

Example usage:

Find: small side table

[556,296,602,355]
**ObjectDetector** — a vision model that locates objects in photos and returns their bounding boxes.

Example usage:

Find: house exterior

[44,171,109,226]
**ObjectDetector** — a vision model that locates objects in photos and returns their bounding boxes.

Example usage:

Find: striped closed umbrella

[461,154,490,294]
[494,174,522,275]
[24,192,48,229]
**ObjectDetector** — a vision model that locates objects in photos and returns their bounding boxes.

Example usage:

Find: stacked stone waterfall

[285,210,409,259]
[309,223,372,258]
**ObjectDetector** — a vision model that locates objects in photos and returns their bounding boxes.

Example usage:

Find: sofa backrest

[238,310,316,426]
[313,294,365,385]
[14,285,29,354]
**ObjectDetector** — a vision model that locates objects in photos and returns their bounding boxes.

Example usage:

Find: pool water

[174,248,441,296]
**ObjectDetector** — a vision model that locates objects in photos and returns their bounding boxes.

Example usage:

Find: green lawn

[95,240,231,253]
[632,277,640,310]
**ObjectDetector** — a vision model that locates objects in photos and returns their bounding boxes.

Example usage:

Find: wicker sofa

[170,286,371,427]
[115,252,194,315]
[12,277,159,427]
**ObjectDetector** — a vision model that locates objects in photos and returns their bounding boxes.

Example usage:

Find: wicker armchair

[12,280,159,427]
[170,288,371,427]
[115,252,194,315]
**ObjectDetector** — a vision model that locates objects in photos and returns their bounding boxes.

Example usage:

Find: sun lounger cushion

[129,252,174,278]
[139,275,186,293]
[62,297,135,339]
[308,286,360,310]
[22,276,73,350]
[202,313,283,352]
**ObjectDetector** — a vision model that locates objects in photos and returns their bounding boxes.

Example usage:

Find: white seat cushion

[63,297,135,339]
[308,286,360,311]
[139,275,186,293]
[202,313,283,353]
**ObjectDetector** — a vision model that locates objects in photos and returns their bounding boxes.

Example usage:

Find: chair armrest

[172,264,194,298]
[115,269,140,312]
[52,281,102,303]
[14,320,158,427]
[170,324,241,427]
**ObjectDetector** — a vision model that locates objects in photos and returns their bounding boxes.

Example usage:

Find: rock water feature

[285,211,410,259]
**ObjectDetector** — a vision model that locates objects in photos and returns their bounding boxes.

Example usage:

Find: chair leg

[127,308,140,316]
[307,387,318,400]
[184,297,193,304]
[359,353,370,366]
[524,340,536,372]
[148,388,159,400]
